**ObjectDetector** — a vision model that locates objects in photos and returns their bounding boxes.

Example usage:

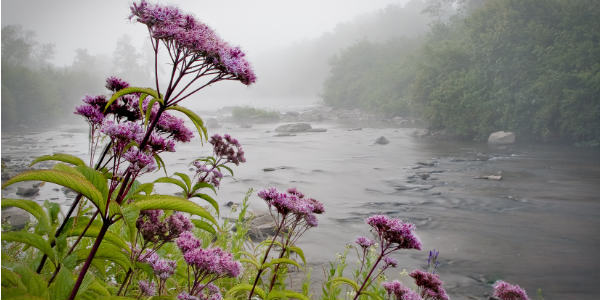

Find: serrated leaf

[67,224,130,253]
[259,238,284,250]
[361,291,384,300]
[121,206,140,244]
[48,267,74,300]
[130,194,217,225]
[71,243,132,272]
[329,277,359,292]
[1,267,25,289]
[166,105,207,141]
[30,153,85,167]
[154,177,188,195]
[2,169,105,216]
[239,258,261,270]
[130,182,154,196]
[191,193,219,216]
[105,87,161,112]
[266,290,310,300]
[75,165,109,200]
[173,172,192,190]
[226,283,266,299]
[2,232,57,266]
[153,153,167,176]
[220,165,234,176]
[190,219,216,235]
[288,246,307,265]
[262,258,302,270]
[8,264,49,299]
[1,198,51,234]
[191,181,216,195]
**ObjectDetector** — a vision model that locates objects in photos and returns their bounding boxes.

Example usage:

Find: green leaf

[173,172,192,190]
[1,267,25,289]
[166,105,207,141]
[226,284,266,299]
[130,182,154,196]
[191,193,219,216]
[48,267,74,300]
[2,169,105,216]
[239,258,261,270]
[2,232,57,266]
[75,165,109,201]
[259,238,284,250]
[267,290,310,300]
[43,201,60,225]
[144,97,162,127]
[361,291,384,300]
[220,165,234,176]
[121,206,140,245]
[190,218,217,235]
[105,87,161,112]
[67,224,130,253]
[30,153,85,167]
[154,177,188,195]
[153,153,167,176]
[9,264,49,299]
[262,258,302,270]
[329,277,359,292]
[1,198,51,234]
[71,243,132,272]
[130,194,217,225]
[191,181,216,195]
[137,93,149,119]
[288,246,307,265]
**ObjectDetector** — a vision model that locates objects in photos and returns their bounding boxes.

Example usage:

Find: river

[2,117,599,299]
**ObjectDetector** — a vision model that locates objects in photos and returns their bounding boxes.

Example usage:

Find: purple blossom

[176,231,202,253]
[129,1,256,85]
[156,112,194,142]
[493,281,529,300]
[183,247,242,278]
[101,120,144,146]
[366,215,422,250]
[138,280,156,296]
[151,257,177,280]
[382,281,422,300]
[123,148,157,172]
[166,212,193,238]
[409,270,450,300]
[383,256,398,268]
[82,95,108,107]
[105,76,130,92]
[74,104,104,125]
[177,292,199,300]
[355,236,375,248]
[210,134,245,165]
[136,210,167,243]
[146,133,176,153]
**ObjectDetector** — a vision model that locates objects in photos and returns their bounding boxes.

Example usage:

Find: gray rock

[411,128,429,137]
[274,133,296,137]
[307,128,327,132]
[2,208,30,230]
[247,214,276,241]
[16,186,40,197]
[274,123,312,133]
[488,131,516,145]
[263,168,277,172]
[374,136,389,145]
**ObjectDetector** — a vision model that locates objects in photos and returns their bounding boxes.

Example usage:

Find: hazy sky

[2,0,407,66]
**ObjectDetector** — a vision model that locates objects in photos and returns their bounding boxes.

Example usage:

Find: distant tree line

[323,0,600,145]
[1,26,151,131]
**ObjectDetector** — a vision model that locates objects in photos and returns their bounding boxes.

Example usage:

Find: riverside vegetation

[1,2,531,299]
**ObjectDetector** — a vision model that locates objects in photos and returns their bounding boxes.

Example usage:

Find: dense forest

[323,0,600,145]
[1,26,151,131]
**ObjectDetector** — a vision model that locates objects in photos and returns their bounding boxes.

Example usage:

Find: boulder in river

[2,208,30,230]
[375,136,389,145]
[275,123,312,133]
[488,131,516,145]
[16,186,40,197]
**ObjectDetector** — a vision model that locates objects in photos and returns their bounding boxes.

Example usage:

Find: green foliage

[231,106,280,123]
[323,0,600,144]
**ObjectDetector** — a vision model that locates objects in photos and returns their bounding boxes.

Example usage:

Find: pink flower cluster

[382,280,422,300]
[258,187,324,224]
[409,270,450,300]
[209,134,246,166]
[105,76,130,92]
[366,215,422,250]
[144,252,177,280]
[138,280,156,296]
[176,230,241,296]
[493,281,529,300]
[355,236,375,248]
[136,210,193,243]
[129,1,256,85]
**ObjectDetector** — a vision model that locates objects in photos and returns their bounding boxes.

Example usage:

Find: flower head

[138,280,156,296]
[74,104,104,125]
[366,215,421,250]
[409,270,449,300]
[210,134,245,165]
[176,231,202,253]
[183,247,242,278]
[355,236,375,248]
[382,281,422,300]
[493,280,529,300]
[105,76,130,92]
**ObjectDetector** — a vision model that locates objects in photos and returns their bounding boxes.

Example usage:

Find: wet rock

[488,131,516,145]
[16,186,40,197]
[247,214,276,241]
[263,168,276,172]
[374,136,389,145]
[417,161,436,167]
[474,175,503,180]
[307,128,327,132]
[225,201,235,207]
[411,128,429,137]
[274,123,312,133]
[347,128,362,131]
[2,208,30,230]
[274,133,296,137]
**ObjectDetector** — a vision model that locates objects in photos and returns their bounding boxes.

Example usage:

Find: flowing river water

[2,118,599,299]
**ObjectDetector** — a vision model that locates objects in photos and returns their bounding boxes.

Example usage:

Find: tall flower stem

[68,220,111,300]
[268,233,293,291]
[36,143,111,273]
[353,251,385,300]
[248,218,286,300]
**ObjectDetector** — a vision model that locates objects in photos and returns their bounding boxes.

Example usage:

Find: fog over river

[2,114,599,299]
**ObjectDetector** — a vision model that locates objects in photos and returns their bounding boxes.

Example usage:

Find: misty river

[2,115,599,299]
